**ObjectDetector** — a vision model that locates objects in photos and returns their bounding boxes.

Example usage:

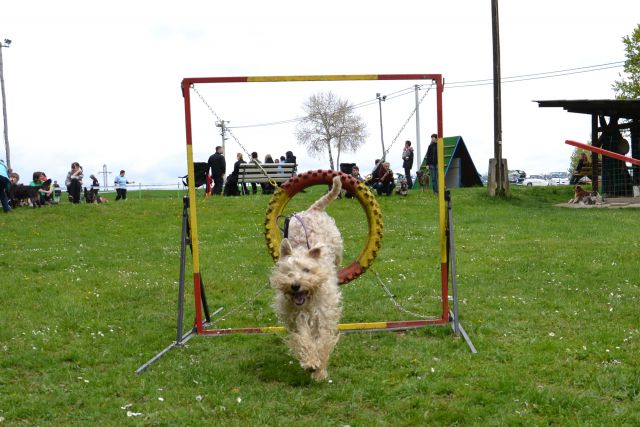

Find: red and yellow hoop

[264,170,383,284]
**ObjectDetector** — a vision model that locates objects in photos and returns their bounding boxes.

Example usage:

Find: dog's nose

[291,283,300,292]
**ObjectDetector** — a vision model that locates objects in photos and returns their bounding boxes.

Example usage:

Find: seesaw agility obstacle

[137,74,476,374]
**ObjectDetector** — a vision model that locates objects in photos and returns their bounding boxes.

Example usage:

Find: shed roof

[535,99,640,120]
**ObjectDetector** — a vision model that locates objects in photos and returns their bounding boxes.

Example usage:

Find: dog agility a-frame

[137,73,475,374]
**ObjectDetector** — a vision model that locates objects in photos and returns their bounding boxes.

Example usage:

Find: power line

[229,84,430,129]
[450,60,623,84]
[220,61,624,129]
[446,61,623,88]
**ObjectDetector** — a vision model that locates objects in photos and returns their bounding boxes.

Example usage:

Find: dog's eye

[302,268,310,273]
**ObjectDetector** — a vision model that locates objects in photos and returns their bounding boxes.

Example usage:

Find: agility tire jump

[265,170,383,285]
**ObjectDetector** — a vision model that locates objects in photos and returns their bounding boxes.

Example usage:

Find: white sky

[1,0,638,186]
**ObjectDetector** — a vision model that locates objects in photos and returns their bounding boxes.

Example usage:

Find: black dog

[84,187,98,203]
[10,184,40,208]
[9,179,53,208]
[84,187,107,203]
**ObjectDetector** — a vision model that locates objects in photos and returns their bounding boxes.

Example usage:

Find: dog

[84,187,108,204]
[396,175,409,196]
[416,170,429,192]
[270,175,344,381]
[569,185,602,205]
[84,187,98,203]
[9,183,43,208]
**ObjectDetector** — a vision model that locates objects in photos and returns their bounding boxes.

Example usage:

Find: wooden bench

[237,163,297,191]
[571,161,600,184]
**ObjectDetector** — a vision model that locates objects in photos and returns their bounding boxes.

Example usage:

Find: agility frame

[181,74,452,336]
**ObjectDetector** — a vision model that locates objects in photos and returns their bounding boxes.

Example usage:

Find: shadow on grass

[238,337,316,387]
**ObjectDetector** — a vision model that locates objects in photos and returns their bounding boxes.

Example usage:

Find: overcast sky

[1,1,638,187]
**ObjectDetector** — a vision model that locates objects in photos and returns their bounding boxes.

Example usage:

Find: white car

[521,175,551,187]
[549,172,570,185]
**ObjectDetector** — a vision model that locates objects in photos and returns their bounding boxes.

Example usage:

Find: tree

[295,91,368,170]
[612,24,640,99]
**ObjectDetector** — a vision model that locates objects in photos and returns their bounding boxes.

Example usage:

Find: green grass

[1,186,638,426]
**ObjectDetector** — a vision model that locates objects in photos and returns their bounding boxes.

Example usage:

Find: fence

[100,181,188,199]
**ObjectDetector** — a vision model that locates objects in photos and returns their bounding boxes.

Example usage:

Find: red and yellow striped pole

[435,77,449,322]
[181,80,204,333]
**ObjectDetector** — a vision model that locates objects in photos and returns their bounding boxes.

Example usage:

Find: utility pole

[0,38,11,170]
[101,164,112,189]
[215,120,229,153]
[488,0,510,197]
[376,93,387,160]
[414,85,422,172]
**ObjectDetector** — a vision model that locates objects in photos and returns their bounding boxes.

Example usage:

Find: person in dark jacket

[425,134,438,193]
[263,154,276,194]
[224,153,248,196]
[208,146,226,195]
[373,161,395,196]
[402,140,414,189]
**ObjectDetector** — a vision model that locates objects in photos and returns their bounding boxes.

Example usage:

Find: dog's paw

[301,359,321,373]
[311,368,328,382]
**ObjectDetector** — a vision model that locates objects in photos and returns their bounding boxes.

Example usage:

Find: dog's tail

[309,175,342,211]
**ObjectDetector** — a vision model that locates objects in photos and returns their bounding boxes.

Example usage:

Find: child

[30,171,53,206]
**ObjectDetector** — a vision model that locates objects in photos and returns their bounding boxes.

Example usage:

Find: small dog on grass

[84,187,108,204]
[270,175,343,381]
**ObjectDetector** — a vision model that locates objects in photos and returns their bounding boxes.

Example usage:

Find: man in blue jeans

[425,133,438,193]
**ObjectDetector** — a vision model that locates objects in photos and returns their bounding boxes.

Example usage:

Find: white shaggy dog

[270,176,343,381]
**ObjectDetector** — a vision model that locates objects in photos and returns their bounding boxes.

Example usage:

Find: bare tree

[295,91,368,170]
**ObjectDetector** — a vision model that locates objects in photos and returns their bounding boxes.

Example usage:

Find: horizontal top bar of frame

[183,74,442,85]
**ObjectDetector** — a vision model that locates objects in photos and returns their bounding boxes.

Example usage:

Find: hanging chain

[209,281,272,325]
[190,85,279,188]
[370,267,436,320]
[383,83,433,160]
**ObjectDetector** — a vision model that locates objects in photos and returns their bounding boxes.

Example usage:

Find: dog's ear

[308,245,323,260]
[280,238,293,258]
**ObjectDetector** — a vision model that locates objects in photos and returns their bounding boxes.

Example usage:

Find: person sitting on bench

[570,153,590,184]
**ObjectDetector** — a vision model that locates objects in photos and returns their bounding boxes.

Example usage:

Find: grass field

[1,185,638,426]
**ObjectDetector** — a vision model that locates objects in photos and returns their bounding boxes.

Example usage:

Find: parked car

[549,172,570,185]
[522,175,551,187]
[508,170,526,184]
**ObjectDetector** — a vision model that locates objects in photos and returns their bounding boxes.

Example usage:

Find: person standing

[208,146,226,196]
[0,159,11,213]
[249,151,261,194]
[65,162,84,204]
[114,169,134,201]
[402,140,414,189]
[426,133,438,193]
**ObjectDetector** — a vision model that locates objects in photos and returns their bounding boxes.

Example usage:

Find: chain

[209,281,272,325]
[382,83,433,160]
[190,85,279,188]
[370,267,436,320]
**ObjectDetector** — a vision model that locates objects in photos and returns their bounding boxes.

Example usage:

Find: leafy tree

[612,24,640,99]
[295,91,368,170]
